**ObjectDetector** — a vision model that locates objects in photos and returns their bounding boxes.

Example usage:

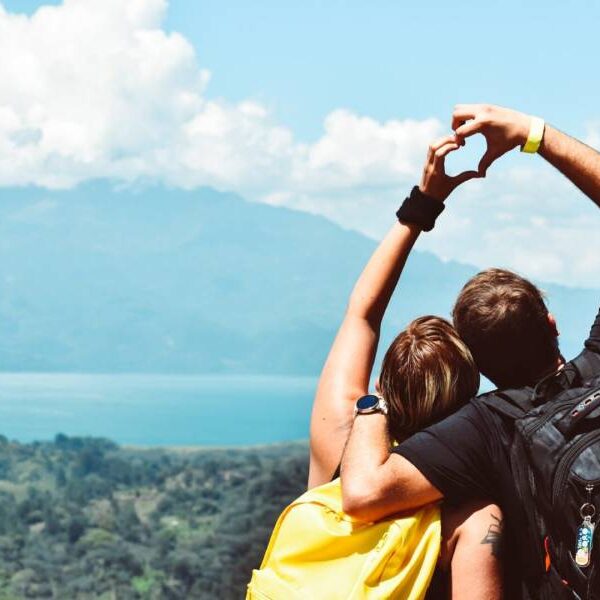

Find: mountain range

[0,182,596,374]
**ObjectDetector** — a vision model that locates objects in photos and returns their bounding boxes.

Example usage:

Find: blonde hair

[379,316,479,441]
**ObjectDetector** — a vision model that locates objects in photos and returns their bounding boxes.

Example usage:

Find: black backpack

[482,359,600,600]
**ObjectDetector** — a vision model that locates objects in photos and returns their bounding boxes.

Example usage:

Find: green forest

[0,435,308,599]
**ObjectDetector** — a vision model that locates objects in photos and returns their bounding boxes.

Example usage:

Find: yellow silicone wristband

[521,116,545,154]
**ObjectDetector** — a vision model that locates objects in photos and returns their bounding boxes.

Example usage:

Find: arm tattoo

[480,513,504,558]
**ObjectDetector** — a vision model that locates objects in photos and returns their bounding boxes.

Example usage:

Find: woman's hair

[379,316,479,441]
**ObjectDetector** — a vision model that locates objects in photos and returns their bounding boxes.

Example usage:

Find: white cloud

[0,0,208,186]
[0,0,599,287]
[417,164,600,287]
[302,111,440,188]
[0,0,436,195]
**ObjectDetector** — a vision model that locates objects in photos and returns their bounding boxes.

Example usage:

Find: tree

[67,516,86,544]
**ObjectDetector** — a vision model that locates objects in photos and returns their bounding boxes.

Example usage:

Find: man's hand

[452,104,531,175]
[420,134,480,201]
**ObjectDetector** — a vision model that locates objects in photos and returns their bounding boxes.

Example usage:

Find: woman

[309,134,503,598]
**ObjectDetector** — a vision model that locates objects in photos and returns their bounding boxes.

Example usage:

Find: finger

[478,148,502,176]
[428,134,460,158]
[452,104,480,131]
[454,119,483,139]
[432,142,460,168]
[450,170,481,189]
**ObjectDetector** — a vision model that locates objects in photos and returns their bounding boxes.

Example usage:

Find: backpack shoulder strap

[571,350,600,385]
[478,388,534,420]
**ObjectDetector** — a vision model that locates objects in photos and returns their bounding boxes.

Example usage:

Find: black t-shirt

[394,305,600,597]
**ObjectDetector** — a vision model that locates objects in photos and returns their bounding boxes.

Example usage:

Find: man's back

[339,104,600,599]
[393,308,600,596]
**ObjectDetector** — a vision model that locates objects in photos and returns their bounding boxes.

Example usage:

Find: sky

[1,0,600,287]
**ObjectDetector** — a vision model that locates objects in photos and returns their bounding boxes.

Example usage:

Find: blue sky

[162,0,600,141]
[6,0,599,141]
[1,0,600,287]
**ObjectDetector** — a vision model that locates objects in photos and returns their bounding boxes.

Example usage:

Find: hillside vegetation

[0,435,308,599]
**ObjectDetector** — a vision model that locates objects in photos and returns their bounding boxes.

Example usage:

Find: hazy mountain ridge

[0,182,596,373]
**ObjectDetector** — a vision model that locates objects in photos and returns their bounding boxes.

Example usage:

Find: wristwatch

[354,394,388,416]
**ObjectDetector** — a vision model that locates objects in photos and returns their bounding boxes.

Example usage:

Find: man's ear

[547,313,559,337]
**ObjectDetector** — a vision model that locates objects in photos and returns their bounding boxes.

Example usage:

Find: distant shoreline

[121,439,310,452]
[0,371,320,377]
[0,373,316,446]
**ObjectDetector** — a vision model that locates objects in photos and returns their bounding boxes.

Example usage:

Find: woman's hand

[419,134,481,201]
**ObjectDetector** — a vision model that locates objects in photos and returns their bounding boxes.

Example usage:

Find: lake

[0,373,318,446]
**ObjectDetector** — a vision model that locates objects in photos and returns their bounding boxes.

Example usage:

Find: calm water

[0,373,318,446]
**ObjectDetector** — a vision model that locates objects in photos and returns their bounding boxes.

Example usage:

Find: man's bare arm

[340,411,442,521]
[538,125,600,208]
[452,103,600,207]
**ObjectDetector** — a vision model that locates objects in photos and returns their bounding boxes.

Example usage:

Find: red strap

[544,536,551,572]
[544,536,570,586]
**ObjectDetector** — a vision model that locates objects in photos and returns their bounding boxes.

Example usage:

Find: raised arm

[308,135,478,488]
[539,125,600,207]
[307,222,418,488]
[452,103,600,207]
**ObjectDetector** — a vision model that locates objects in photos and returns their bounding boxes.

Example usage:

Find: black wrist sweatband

[395,186,445,232]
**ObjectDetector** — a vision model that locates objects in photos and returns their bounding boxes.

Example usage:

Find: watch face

[356,394,379,411]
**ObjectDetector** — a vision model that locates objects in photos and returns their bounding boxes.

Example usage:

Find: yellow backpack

[247,478,441,600]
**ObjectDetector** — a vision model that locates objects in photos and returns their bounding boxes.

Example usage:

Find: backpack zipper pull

[586,483,594,503]
[575,485,596,568]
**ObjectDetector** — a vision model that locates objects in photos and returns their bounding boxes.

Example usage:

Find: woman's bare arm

[308,222,420,487]
[308,135,479,488]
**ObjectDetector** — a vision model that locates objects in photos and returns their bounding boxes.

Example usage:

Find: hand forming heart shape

[443,133,488,178]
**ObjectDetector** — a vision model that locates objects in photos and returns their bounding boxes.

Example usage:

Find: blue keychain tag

[576,500,596,568]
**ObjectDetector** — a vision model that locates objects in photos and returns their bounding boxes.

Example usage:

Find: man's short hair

[452,268,560,388]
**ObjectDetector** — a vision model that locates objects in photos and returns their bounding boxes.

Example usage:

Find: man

[339,104,600,597]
